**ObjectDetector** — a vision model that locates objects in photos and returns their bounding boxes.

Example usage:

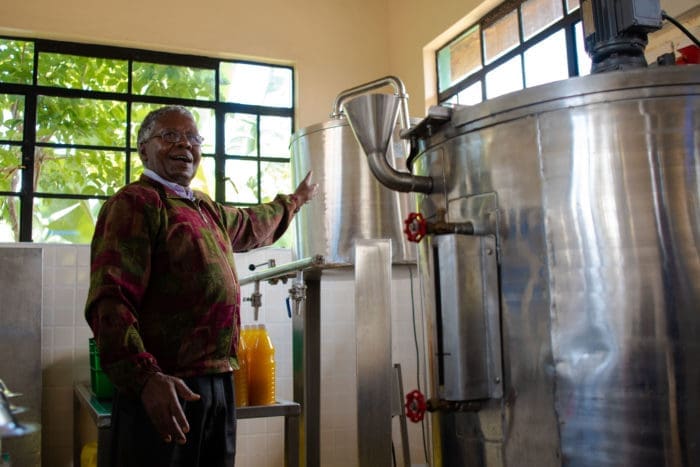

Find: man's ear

[138,143,148,163]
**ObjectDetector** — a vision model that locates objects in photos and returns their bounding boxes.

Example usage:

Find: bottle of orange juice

[242,324,258,377]
[233,327,249,407]
[248,324,276,406]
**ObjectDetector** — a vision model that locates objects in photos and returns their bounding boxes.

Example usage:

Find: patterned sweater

[85,175,299,397]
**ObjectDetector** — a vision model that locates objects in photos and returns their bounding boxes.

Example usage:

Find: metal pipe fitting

[366,151,433,193]
[330,75,411,132]
[239,255,325,286]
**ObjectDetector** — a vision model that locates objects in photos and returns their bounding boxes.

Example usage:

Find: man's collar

[142,168,195,201]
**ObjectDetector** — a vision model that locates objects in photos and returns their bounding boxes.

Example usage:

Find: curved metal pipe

[366,151,433,193]
[342,91,434,194]
[330,75,411,132]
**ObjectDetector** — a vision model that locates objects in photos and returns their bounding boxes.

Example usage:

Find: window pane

[437,25,482,92]
[260,116,292,158]
[190,155,215,197]
[262,161,294,249]
[0,39,33,85]
[131,103,163,146]
[0,145,23,192]
[0,94,24,140]
[32,197,104,243]
[483,10,520,64]
[0,196,20,241]
[521,0,564,41]
[524,30,569,87]
[226,113,258,156]
[567,0,580,12]
[273,226,294,249]
[37,96,127,146]
[35,148,126,195]
[191,108,216,154]
[486,55,523,99]
[220,63,293,107]
[133,62,216,100]
[129,151,142,183]
[38,53,128,92]
[225,159,258,204]
[456,81,483,106]
[260,161,291,202]
[442,95,458,107]
[575,22,592,76]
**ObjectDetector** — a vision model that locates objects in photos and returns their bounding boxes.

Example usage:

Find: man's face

[139,111,202,186]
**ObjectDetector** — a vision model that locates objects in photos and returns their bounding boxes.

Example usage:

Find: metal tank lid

[451,65,700,132]
[290,118,349,143]
[291,115,422,144]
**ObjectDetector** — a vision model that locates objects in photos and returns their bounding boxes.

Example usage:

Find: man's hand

[141,372,201,444]
[293,171,319,206]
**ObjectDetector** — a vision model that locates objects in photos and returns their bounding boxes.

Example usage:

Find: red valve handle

[405,389,427,423]
[404,212,427,243]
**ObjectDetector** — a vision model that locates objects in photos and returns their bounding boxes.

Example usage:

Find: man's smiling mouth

[171,154,192,163]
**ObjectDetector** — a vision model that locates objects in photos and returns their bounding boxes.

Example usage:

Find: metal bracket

[240,255,325,321]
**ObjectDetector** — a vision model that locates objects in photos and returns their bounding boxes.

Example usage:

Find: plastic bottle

[233,327,249,407]
[241,324,256,381]
[80,442,97,467]
[248,324,276,406]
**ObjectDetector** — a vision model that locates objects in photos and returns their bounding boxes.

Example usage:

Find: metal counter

[73,382,301,466]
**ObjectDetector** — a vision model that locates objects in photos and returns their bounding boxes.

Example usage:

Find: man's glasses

[144,130,204,146]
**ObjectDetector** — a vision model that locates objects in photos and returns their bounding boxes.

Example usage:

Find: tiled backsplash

[3,243,428,467]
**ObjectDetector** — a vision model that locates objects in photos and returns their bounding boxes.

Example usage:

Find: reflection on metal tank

[290,118,416,265]
[401,66,699,466]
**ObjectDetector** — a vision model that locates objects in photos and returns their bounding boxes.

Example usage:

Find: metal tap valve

[243,280,262,321]
[287,281,307,317]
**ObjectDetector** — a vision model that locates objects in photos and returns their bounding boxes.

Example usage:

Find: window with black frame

[0,37,295,244]
[437,0,591,106]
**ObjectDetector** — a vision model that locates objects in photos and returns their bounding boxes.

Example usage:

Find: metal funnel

[343,93,433,193]
[343,93,400,159]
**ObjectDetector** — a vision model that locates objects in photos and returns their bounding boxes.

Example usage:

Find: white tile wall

[7,243,431,466]
[293,264,430,467]
[236,247,293,467]
[40,244,92,467]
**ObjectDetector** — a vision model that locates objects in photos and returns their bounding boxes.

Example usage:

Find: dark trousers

[109,372,237,467]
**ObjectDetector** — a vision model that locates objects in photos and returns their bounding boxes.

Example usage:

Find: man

[84,105,318,467]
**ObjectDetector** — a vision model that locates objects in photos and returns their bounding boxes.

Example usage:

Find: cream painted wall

[387,0,501,116]
[0,0,391,129]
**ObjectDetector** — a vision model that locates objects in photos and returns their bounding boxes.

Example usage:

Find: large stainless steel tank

[351,65,700,466]
[290,117,416,265]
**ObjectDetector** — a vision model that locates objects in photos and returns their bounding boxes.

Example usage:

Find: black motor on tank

[581,0,663,72]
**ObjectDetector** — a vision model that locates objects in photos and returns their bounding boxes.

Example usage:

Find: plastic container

[80,441,97,467]
[89,338,114,399]
[248,324,276,406]
[240,324,258,404]
[233,329,249,407]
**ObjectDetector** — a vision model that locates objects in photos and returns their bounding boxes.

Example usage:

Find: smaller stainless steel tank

[290,77,417,266]
[290,118,415,265]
